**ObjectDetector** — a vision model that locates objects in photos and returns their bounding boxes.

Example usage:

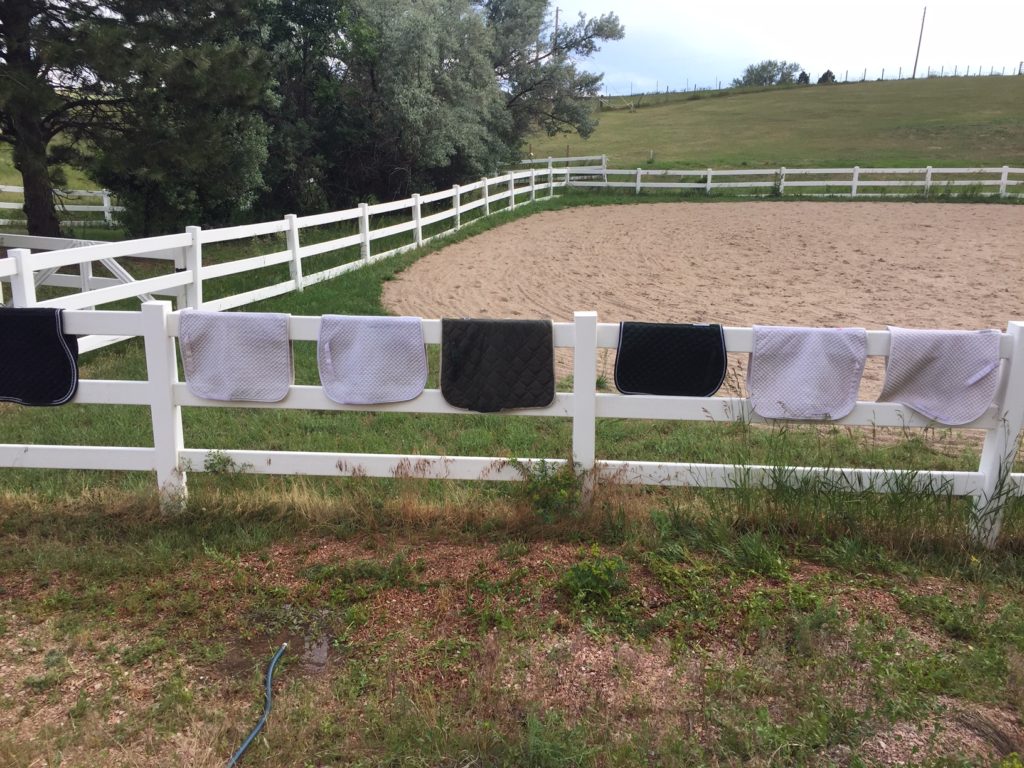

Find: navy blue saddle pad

[441,319,555,413]
[0,307,79,406]
[614,322,726,397]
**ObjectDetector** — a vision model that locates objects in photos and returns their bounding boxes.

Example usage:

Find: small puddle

[299,635,331,673]
[220,633,334,679]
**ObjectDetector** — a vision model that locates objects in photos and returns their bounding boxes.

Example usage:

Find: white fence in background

[0,185,122,226]
[1,169,554,351]
[563,164,1024,198]
[2,304,1023,548]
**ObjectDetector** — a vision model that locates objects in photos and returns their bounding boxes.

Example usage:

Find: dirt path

[383,201,1024,398]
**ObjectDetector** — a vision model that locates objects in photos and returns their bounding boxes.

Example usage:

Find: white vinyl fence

[1,169,554,351]
[561,163,1024,199]
[0,185,122,226]
[3,163,1024,545]
[3,304,1023,548]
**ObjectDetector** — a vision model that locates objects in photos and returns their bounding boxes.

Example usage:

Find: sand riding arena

[384,201,1024,402]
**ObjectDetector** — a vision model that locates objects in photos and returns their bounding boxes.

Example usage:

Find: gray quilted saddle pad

[441,319,555,412]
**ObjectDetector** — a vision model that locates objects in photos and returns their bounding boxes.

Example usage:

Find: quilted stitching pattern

[879,327,1001,425]
[748,326,867,420]
[441,319,554,412]
[0,308,78,406]
[615,322,726,396]
[318,315,427,404]
[179,310,293,402]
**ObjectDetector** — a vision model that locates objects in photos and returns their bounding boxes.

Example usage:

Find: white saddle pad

[748,326,867,420]
[879,326,1001,425]
[317,315,427,404]
[179,310,293,402]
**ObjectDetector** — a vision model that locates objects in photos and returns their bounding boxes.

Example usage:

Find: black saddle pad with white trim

[0,307,79,406]
[615,322,726,397]
[441,319,555,413]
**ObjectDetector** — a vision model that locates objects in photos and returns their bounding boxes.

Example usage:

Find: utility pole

[912,6,927,79]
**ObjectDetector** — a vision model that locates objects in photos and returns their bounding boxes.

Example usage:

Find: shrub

[512,459,583,523]
[558,545,629,608]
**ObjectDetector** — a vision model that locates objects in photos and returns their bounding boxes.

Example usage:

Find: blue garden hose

[226,642,288,767]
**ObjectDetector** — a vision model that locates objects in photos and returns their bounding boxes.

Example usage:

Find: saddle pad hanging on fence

[614,322,727,397]
[179,310,293,402]
[441,319,555,413]
[878,327,1001,425]
[0,308,79,406]
[747,326,867,420]
[317,315,428,404]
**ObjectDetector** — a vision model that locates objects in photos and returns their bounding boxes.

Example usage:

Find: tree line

[732,60,837,87]
[0,1,622,236]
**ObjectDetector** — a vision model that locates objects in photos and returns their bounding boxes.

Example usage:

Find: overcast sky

[555,0,1024,94]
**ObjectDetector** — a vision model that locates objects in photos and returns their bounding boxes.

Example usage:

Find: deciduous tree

[732,59,803,88]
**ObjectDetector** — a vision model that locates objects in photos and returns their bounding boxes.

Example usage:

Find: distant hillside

[527,77,1024,169]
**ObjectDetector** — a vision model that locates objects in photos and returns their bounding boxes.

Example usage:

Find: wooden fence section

[0,185,122,225]
[564,164,1024,198]
[2,304,1023,547]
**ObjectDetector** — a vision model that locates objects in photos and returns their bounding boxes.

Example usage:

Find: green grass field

[3,78,1024,766]
[529,77,1024,169]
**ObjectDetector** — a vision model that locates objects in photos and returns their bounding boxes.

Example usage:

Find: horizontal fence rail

[1,304,1023,547]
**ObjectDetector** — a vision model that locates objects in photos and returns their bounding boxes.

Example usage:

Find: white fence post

[573,311,598,500]
[547,162,554,198]
[8,248,36,307]
[924,166,933,195]
[564,166,571,189]
[184,226,203,309]
[778,167,787,196]
[635,168,642,194]
[529,169,536,202]
[481,180,490,217]
[705,168,713,195]
[972,321,1024,547]
[141,301,187,509]
[102,191,112,224]
[285,214,303,292]
[412,193,423,245]
[999,166,1009,198]
[508,174,516,212]
[601,155,608,184]
[79,260,95,311]
[359,203,371,262]
[453,185,461,230]
[851,166,860,197]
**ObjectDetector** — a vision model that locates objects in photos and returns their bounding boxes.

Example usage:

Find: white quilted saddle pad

[748,326,867,420]
[879,327,1001,425]
[317,315,427,404]
[179,310,293,402]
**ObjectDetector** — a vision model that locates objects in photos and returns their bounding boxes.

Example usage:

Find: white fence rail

[2,304,1023,547]
[1,169,554,350]
[562,164,1024,198]
[0,185,122,225]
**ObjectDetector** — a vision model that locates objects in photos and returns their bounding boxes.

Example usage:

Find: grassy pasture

[529,77,1024,169]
